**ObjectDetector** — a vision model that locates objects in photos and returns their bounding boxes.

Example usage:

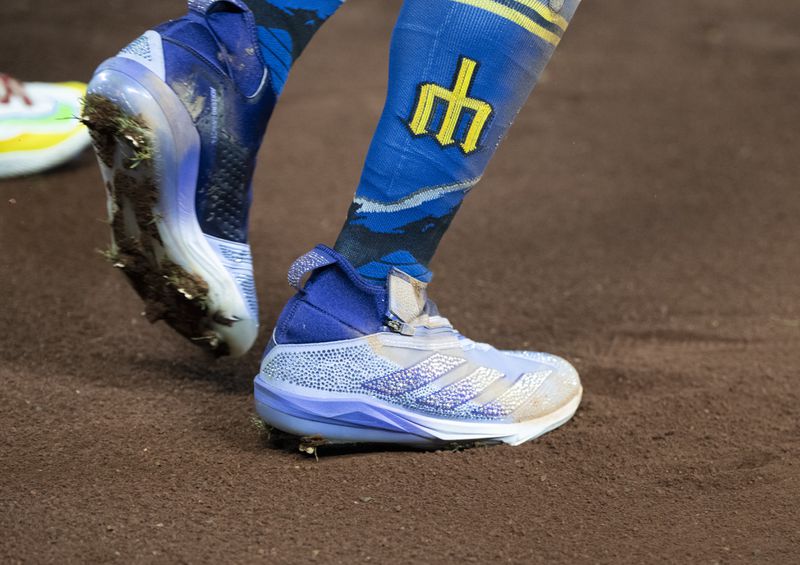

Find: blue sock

[245,0,346,95]
[334,0,581,283]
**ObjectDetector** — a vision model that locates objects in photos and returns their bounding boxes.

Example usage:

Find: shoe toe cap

[507,353,582,422]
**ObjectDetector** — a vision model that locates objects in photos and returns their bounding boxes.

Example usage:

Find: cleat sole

[84,58,258,356]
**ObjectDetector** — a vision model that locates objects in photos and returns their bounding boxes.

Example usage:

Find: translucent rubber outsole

[255,374,582,450]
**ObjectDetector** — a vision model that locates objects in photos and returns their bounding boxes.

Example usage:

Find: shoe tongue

[387,269,428,325]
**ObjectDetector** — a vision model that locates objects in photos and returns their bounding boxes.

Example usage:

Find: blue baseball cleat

[82,0,273,356]
[255,246,582,448]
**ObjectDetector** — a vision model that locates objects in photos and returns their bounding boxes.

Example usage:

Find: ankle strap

[287,248,337,289]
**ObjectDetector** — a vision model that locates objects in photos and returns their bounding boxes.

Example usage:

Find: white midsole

[255,376,582,446]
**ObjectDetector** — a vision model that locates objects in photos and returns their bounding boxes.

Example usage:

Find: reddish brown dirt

[1,1,799,563]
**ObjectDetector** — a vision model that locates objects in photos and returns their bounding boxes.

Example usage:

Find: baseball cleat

[82,0,276,356]
[0,74,90,179]
[255,246,582,448]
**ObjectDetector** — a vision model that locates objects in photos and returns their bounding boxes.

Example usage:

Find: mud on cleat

[254,246,583,448]
[82,0,276,356]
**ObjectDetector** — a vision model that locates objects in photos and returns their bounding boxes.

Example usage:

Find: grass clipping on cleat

[81,94,151,169]
[82,94,227,357]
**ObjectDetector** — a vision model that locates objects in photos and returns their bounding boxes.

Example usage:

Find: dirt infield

[1,0,798,563]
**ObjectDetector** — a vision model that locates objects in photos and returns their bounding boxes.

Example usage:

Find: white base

[256,376,582,448]
[0,128,91,179]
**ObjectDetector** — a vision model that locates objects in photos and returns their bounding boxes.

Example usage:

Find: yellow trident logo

[408,56,493,155]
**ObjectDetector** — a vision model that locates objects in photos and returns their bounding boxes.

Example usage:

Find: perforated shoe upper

[264,246,581,424]
[137,0,277,243]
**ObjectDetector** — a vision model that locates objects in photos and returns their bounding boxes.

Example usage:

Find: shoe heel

[82,93,229,353]
[83,59,257,356]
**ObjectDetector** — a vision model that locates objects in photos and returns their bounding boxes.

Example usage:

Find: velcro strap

[287,248,335,289]
[387,269,428,326]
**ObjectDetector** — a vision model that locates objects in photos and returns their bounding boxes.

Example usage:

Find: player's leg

[247,0,345,96]
[82,0,345,357]
[334,0,580,282]
[256,0,584,448]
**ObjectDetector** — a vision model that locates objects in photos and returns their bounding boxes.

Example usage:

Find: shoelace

[0,74,32,105]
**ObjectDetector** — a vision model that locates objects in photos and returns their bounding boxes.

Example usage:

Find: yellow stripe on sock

[453,0,562,46]
[513,0,570,31]
[0,126,84,153]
